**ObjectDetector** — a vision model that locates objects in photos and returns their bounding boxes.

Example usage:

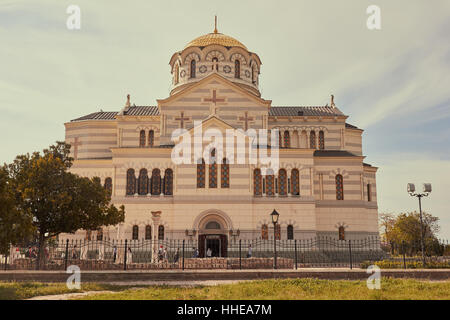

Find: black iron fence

[1,237,448,270]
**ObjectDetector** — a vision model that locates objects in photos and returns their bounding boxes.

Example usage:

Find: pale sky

[1,0,449,237]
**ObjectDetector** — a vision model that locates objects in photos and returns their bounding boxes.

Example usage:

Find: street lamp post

[407,183,432,267]
[270,209,280,270]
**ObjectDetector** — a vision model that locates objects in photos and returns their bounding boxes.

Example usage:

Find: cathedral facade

[64,26,379,250]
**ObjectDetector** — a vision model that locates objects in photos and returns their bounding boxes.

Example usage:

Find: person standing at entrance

[247,244,252,258]
[206,248,212,258]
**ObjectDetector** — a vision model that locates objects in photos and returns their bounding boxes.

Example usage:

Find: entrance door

[206,238,220,257]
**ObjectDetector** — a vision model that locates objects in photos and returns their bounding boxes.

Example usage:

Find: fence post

[348,240,353,269]
[64,239,69,270]
[124,239,128,271]
[294,240,298,270]
[402,241,407,269]
[239,240,242,270]
[182,240,185,270]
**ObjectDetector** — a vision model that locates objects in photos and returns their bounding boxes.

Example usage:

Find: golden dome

[184,32,248,50]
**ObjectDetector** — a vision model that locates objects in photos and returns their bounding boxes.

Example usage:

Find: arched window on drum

[190,59,196,78]
[234,60,240,78]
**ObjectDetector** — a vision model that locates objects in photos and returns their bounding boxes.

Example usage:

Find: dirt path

[26,280,248,300]
[27,291,115,300]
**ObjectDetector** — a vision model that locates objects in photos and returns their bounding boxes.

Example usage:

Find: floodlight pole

[408,192,428,267]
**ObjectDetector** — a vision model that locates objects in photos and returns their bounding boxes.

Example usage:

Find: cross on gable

[72,137,82,160]
[175,112,190,129]
[203,89,226,115]
[238,111,254,131]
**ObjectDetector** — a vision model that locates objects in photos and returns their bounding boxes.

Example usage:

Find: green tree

[0,166,34,256]
[8,142,125,268]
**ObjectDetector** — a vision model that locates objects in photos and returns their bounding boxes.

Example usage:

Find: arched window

[148,130,154,147]
[278,169,287,196]
[205,221,221,229]
[209,149,217,188]
[139,130,146,147]
[310,131,316,149]
[252,65,256,84]
[291,169,300,196]
[278,131,282,147]
[174,64,179,84]
[253,169,262,196]
[145,225,152,240]
[336,174,344,200]
[319,131,325,150]
[261,224,268,240]
[164,169,173,195]
[283,131,290,148]
[212,57,219,71]
[266,171,275,196]
[197,159,205,188]
[151,169,161,195]
[234,60,240,78]
[275,224,281,240]
[132,225,139,240]
[367,183,371,202]
[96,228,103,241]
[338,226,345,240]
[221,158,229,188]
[287,225,294,240]
[138,169,149,195]
[158,225,164,240]
[126,169,136,195]
[104,177,112,195]
[190,59,196,78]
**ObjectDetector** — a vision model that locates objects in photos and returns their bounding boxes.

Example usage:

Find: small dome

[184,32,248,50]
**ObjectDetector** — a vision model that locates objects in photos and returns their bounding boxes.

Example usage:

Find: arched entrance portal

[195,211,230,258]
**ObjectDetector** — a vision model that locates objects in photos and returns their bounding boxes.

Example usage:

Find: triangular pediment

[157,73,271,109]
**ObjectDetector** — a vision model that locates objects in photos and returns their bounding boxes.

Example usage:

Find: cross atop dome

[214,15,218,34]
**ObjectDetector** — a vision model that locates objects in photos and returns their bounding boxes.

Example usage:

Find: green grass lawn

[0,278,449,300]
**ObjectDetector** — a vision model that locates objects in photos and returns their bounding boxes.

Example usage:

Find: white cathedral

[64,23,379,256]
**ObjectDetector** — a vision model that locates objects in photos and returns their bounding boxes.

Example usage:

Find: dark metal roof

[71,106,160,122]
[71,106,345,122]
[123,106,159,116]
[71,112,118,122]
[345,123,360,129]
[269,106,344,117]
[314,150,359,157]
